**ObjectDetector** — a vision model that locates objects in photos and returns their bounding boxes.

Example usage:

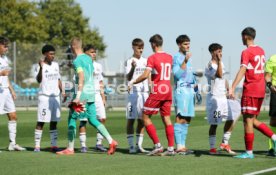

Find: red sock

[245,133,254,151]
[256,123,274,138]
[165,125,174,147]
[145,124,159,144]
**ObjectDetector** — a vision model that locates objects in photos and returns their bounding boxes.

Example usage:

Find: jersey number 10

[160,63,171,80]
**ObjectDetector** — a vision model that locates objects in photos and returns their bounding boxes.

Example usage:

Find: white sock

[167,146,174,152]
[136,134,144,148]
[50,130,58,147]
[79,132,86,147]
[271,134,276,141]
[8,121,17,145]
[127,134,134,148]
[209,135,216,149]
[176,144,184,150]
[222,131,231,145]
[246,150,253,154]
[155,143,161,148]
[35,129,43,148]
[96,131,104,145]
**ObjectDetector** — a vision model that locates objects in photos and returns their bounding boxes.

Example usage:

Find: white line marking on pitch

[244,167,276,175]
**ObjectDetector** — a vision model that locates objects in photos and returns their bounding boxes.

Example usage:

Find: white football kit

[0,55,15,115]
[35,62,61,122]
[125,56,149,119]
[205,61,229,125]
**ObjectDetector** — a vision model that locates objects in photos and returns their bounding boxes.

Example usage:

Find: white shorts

[206,95,228,125]
[0,88,16,115]
[126,92,148,120]
[37,95,61,122]
[79,93,106,121]
[227,99,241,122]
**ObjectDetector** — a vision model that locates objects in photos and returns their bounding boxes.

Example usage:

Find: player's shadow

[24,147,66,153]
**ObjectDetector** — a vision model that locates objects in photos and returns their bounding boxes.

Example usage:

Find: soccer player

[230,27,276,159]
[265,54,276,156]
[172,35,195,155]
[125,38,149,154]
[78,44,108,153]
[0,36,25,151]
[56,37,117,155]
[205,43,238,155]
[34,44,65,152]
[128,34,174,156]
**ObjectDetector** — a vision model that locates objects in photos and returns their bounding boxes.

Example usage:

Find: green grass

[0,111,276,175]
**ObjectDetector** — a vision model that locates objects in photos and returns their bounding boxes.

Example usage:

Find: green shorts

[69,102,96,120]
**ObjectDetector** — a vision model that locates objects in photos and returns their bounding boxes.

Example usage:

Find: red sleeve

[241,50,249,68]
[147,55,154,70]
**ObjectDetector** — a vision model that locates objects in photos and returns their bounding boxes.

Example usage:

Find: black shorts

[269,92,276,117]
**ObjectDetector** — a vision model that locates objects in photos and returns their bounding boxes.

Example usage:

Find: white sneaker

[147,146,163,156]
[8,143,26,151]
[129,146,137,154]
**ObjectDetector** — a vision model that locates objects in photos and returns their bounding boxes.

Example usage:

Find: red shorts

[143,98,172,117]
[241,96,264,115]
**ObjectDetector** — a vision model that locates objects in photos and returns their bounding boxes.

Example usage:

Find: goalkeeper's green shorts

[69,102,96,120]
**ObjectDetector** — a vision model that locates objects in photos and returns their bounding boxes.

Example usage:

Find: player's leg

[49,96,61,152]
[126,119,136,153]
[209,124,218,154]
[56,112,76,155]
[160,100,175,156]
[219,120,236,154]
[79,120,87,153]
[34,122,45,152]
[234,114,255,159]
[95,95,107,152]
[86,102,117,155]
[143,99,163,155]
[135,92,148,153]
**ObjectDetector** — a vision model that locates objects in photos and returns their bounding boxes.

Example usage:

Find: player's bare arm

[180,52,191,70]
[128,68,150,91]
[100,80,106,106]
[8,78,16,100]
[73,70,84,104]
[265,72,276,93]
[36,60,44,83]
[0,69,10,76]
[230,66,246,98]
[126,60,136,81]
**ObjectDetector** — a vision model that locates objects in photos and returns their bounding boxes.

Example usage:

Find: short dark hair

[42,44,55,54]
[176,35,190,44]
[149,34,163,47]
[83,44,96,52]
[0,36,9,45]
[132,38,144,47]
[241,27,256,39]
[208,43,223,53]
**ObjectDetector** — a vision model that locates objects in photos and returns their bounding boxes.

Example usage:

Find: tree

[0,0,48,43]
[38,0,106,57]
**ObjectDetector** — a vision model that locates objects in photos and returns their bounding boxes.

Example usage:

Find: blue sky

[77,0,276,80]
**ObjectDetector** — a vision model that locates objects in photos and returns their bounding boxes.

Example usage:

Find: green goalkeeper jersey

[73,53,95,102]
[265,55,276,86]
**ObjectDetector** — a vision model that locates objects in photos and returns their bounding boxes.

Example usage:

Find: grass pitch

[0,110,276,175]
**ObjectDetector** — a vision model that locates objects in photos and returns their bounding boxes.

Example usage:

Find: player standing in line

[172,35,195,155]
[128,34,174,156]
[230,27,276,159]
[125,38,149,154]
[0,36,25,151]
[205,43,238,155]
[78,44,108,153]
[57,37,117,155]
[34,45,66,152]
[265,55,276,156]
